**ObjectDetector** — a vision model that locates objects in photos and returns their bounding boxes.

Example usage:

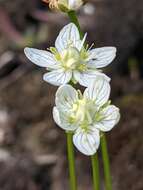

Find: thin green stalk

[101,133,112,190]
[91,154,100,190]
[66,132,78,190]
[67,10,84,39]
[67,10,101,190]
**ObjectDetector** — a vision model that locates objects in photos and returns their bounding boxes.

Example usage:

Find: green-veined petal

[43,69,72,86]
[83,76,111,107]
[24,47,59,69]
[94,105,120,132]
[53,107,78,131]
[87,47,116,69]
[73,127,100,156]
[55,23,81,52]
[74,70,110,88]
[55,84,78,110]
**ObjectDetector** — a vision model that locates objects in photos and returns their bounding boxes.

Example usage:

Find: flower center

[68,96,107,131]
[69,98,96,129]
[59,47,87,71]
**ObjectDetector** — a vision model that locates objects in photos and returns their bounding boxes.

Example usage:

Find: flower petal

[43,69,72,86]
[95,105,120,132]
[83,76,111,107]
[88,47,116,69]
[24,47,59,69]
[68,0,83,10]
[73,127,100,156]
[74,70,110,87]
[55,23,80,52]
[53,107,78,131]
[55,84,78,110]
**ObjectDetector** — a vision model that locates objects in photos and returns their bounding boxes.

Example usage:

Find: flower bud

[43,0,84,12]
[58,0,83,12]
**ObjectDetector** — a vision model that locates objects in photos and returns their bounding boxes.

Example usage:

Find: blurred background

[0,0,143,189]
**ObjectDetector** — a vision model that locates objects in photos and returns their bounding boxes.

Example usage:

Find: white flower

[24,23,116,87]
[53,77,120,155]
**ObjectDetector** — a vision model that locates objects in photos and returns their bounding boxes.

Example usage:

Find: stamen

[88,43,95,51]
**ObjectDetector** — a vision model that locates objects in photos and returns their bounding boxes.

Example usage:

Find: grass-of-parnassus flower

[24,23,116,87]
[42,0,83,11]
[53,77,120,155]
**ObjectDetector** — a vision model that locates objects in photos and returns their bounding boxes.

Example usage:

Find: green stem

[67,11,101,190]
[101,133,112,190]
[67,10,84,39]
[66,132,78,190]
[91,154,100,190]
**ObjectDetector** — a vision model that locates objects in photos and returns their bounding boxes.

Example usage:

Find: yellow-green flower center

[57,47,88,71]
[68,96,107,131]
[68,97,95,130]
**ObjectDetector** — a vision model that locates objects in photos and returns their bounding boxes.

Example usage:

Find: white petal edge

[24,47,59,69]
[74,70,110,88]
[88,47,117,69]
[73,127,100,156]
[94,105,120,132]
[83,76,111,107]
[68,0,83,10]
[55,84,78,110]
[55,23,80,52]
[53,107,78,131]
[43,69,72,86]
